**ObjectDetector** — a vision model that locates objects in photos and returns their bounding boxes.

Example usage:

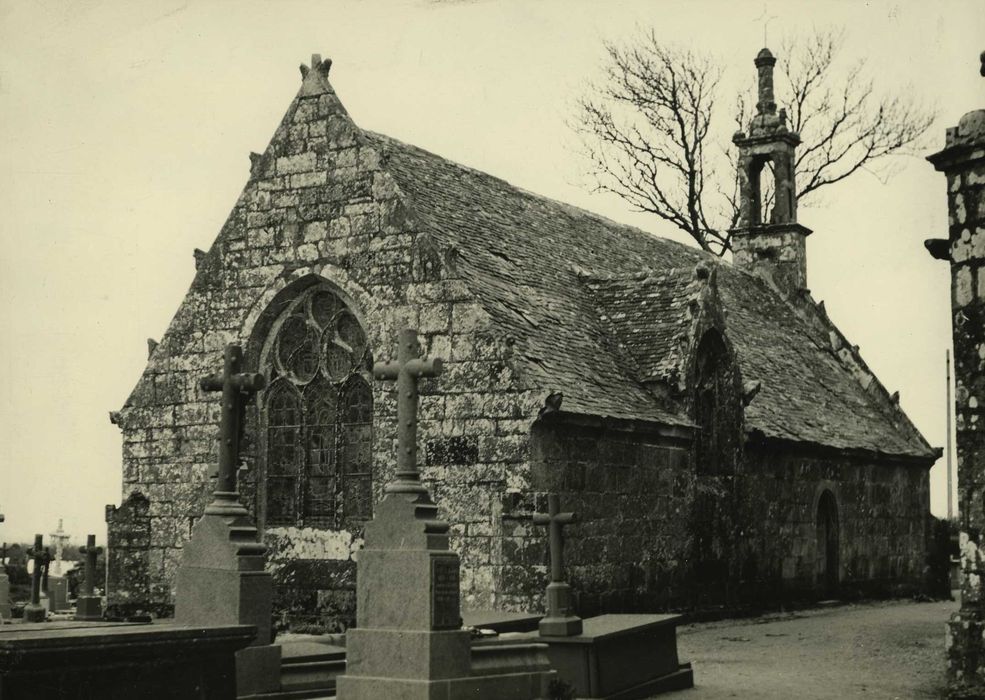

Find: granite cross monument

[75,534,103,621]
[532,494,582,637]
[174,342,281,697]
[24,536,48,623]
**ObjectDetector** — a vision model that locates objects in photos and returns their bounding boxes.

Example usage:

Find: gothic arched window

[261,285,372,529]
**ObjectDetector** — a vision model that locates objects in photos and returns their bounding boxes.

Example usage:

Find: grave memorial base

[520,614,694,699]
[75,595,103,621]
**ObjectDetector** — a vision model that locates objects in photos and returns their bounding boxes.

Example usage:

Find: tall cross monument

[174,343,273,644]
[337,328,477,699]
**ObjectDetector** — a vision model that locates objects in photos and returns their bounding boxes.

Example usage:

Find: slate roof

[368,132,936,461]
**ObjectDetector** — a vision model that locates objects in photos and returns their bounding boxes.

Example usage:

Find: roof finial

[754,47,777,115]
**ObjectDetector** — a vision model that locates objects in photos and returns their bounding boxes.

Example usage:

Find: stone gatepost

[926,52,985,699]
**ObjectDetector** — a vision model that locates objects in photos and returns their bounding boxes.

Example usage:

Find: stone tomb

[0,619,254,699]
[515,494,694,699]
[336,329,555,700]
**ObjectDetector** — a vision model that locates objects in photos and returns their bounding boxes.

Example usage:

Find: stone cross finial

[200,344,265,515]
[24,534,49,622]
[532,493,582,636]
[373,329,444,495]
[79,534,103,597]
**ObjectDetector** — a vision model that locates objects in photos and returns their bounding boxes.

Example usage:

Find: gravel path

[658,599,955,700]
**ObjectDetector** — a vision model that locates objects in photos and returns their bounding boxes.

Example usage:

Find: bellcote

[730,48,812,296]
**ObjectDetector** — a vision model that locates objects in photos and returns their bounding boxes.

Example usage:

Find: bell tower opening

[729,48,813,296]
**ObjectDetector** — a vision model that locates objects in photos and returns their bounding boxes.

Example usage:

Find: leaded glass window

[261,285,373,528]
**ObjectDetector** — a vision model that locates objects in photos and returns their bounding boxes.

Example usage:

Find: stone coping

[461,610,542,633]
[514,613,683,644]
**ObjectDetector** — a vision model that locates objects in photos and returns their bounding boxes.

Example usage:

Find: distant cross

[49,518,70,575]
[1,542,6,564]
[79,535,103,597]
[533,494,577,584]
[200,344,265,513]
[373,329,444,495]
[752,5,778,46]
[26,535,50,611]
[41,547,52,593]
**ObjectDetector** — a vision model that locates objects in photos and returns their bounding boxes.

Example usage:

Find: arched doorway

[815,490,839,596]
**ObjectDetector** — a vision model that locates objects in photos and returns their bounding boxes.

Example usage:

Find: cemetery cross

[199,344,266,515]
[533,494,577,585]
[373,328,443,495]
[24,535,50,622]
[79,534,103,598]
[532,493,583,636]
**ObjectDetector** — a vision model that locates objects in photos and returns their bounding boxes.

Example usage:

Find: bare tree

[573,29,935,256]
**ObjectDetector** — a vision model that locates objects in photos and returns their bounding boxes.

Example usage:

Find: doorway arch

[815,489,840,596]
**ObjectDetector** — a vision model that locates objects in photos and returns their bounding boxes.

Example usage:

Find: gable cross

[200,344,265,514]
[79,534,103,597]
[373,329,443,495]
[532,493,583,636]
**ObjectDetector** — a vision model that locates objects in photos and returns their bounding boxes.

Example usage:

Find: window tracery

[261,285,372,528]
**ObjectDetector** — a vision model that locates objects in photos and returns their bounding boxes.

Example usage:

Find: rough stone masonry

[928,52,985,700]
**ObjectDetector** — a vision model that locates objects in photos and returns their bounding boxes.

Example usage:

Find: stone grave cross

[199,343,265,515]
[79,535,102,598]
[24,535,49,622]
[532,493,583,636]
[0,513,7,619]
[76,534,104,620]
[373,328,443,495]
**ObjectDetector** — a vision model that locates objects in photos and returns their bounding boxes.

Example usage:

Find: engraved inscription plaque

[431,556,461,630]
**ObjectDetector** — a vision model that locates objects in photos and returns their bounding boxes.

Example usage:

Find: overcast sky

[0,0,981,543]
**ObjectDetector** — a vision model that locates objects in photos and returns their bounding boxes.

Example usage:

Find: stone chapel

[106,50,939,628]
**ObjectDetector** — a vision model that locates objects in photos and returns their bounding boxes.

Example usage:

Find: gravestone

[48,577,69,613]
[75,535,103,621]
[24,536,49,623]
[0,516,8,620]
[519,494,694,699]
[336,328,554,700]
[173,343,281,697]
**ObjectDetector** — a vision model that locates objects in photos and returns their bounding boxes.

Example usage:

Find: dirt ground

[659,599,956,700]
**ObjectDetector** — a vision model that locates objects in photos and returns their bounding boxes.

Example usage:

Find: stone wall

[738,443,930,600]
[511,421,930,616]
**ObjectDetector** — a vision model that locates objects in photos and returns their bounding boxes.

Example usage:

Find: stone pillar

[926,71,985,698]
[0,516,8,620]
